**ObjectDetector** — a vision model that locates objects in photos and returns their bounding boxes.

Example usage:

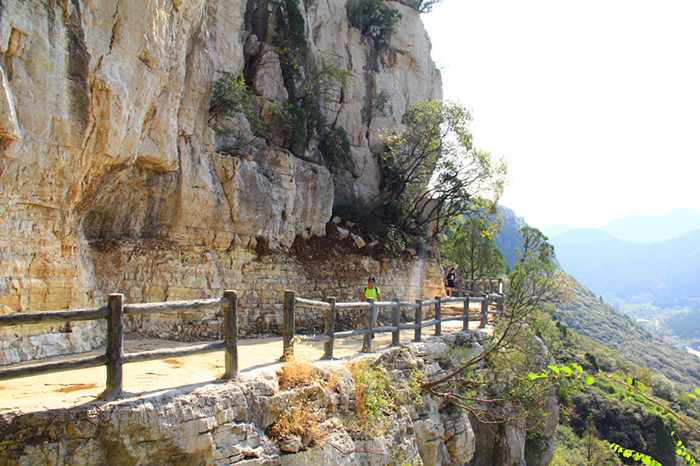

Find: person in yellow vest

[362,277,381,336]
[362,276,381,302]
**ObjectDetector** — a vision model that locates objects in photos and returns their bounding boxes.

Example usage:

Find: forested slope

[557,277,700,388]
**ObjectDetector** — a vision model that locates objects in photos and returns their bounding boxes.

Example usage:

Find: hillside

[556,276,700,388]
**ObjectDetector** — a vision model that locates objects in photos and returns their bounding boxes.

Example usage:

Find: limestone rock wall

[0,331,557,465]
[0,0,441,361]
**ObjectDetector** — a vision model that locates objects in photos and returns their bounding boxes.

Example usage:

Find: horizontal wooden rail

[0,307,108,327]
[0,291,240,401]
[123,297,226,315]
[284,288,504,360]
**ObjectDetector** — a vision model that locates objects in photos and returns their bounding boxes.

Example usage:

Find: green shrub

[273,0,308,69]
[209,72,255,120]
[283,101,308,153]
[347,0,401,49]
[319,126,351,173]
[362,89,392,122]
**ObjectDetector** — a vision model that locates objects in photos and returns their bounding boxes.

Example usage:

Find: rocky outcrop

[0,331,556,465]
[0,0,441,360]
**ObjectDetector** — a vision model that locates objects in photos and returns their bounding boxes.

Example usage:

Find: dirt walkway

[1,321,477,415]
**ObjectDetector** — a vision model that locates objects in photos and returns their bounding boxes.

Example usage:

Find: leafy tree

[441,217,507,281]
[423,227,573,425]
[376,100,507,239]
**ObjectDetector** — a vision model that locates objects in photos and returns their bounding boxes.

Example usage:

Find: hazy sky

[422,1,700,230]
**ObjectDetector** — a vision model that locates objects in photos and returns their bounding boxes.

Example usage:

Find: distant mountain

[493,207,526,269]
[601,208,700,243]
[551,227,700,309]
[495,206,700,388]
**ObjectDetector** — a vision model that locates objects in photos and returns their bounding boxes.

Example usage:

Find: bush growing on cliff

[347,0,401,49]
[319,126,352,173]
[273,0,308,72]
[209,72,256,122]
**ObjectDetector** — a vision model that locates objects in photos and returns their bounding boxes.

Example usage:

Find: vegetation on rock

[440,217,507,280]
[347,0,402,49]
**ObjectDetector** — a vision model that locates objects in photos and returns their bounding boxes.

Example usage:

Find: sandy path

[1,320,475,415]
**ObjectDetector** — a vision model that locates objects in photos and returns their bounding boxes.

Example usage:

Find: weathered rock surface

[0,331,554,465]
[0,0,441,361]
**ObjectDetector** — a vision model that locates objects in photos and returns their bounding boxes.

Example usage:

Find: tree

[423,227,573,425]
[377,100,506,239]
[442,217,507,281]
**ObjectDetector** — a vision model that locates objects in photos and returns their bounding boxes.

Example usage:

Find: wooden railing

[282,291,504,360]
[0,291,240,400]
[0,285,505,401]
[450,278,503,297]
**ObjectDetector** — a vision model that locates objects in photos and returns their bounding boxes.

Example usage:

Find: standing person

[362,277,381,303]
[445,267,456,297]
[362,277,382,334]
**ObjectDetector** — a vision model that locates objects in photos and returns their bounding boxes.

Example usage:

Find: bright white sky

[422,0,700,230]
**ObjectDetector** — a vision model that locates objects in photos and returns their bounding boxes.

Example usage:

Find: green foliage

[506,227,574,317]
[529,365,700,464]
[348,358,425,430]
[674,432,699,465]
[209,72,256,121]
[377,99,506,239]
[280,101,308,153]
[347,0,401,49]
[441,218,507,281]
[609,443,662,465]
[318,126,351,173]
[273,0,308,71]
[362,89,392,122]
[553,423,623,465]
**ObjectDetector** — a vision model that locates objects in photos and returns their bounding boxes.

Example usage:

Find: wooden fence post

[391,299,400,347]
[323,297,336,360]
[282,290,296,361]
[362,298,374,353]
[480,296,489,329]
[414,300,423,342]
[223,290,238,379]
[101,293,124,400]
[434,296,442,336]
[463,296,470,331]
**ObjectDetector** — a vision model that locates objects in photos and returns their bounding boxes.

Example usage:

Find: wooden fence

[282,291,504,360]
[0,286,504,401]
[449,278,503,297]
[0,291,240,400]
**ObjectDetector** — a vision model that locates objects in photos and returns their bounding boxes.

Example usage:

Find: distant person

[362,276,381,303]
[362,277,382,334]
[445,267,456,297]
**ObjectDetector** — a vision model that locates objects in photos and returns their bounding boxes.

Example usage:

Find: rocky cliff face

[0,0,441,359]
[0,331,558,465]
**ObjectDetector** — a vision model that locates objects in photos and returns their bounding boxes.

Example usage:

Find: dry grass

[277,354,319,390]
[266,404,325,443]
